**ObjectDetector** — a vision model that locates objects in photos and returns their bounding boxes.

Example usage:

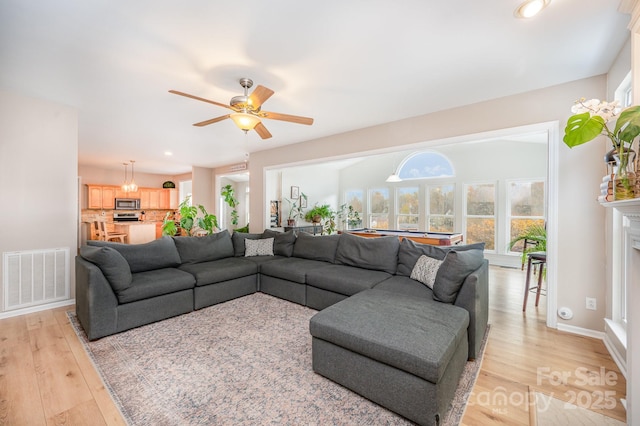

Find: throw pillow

[245,237,274,257]
[432,249,485,303]
[410,255,443,289]
[262,229,296,257]
[231,232,262,257]
[80,245,132,292]
[88,236,181,273]
[335,232,399,274]
[396,238,485,277]
[173,231,234,264]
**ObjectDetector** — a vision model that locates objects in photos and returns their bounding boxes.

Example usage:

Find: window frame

[463,181,497,252]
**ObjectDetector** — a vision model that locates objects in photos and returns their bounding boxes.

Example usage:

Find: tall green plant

[221,184,239,226]
[162,195,218,236]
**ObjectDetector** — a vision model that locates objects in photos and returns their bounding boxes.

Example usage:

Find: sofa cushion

[232,232,262,257]
[117,268,196,304]
[88,236,181,273]
[335,232,399,274]
[373,275,434,300]
[173,231,234,264]
[262,229,296,257]
[245,238,274,257]
[410,255,443,289]
[306,264,391,296]
[178,257,258,286]
[260,257,333,284]
[80,245,132,292]
[396,238,485,277]
[309,288,469,384]
[433,249,485,303]
[293,232,340,263]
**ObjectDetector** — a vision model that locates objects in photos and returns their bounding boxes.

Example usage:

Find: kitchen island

[114,222,156,244]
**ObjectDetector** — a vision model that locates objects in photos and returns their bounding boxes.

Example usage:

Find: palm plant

[508,223,546,266]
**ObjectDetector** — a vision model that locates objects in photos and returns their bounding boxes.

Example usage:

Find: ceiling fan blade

[254,122,272,139]
[169,90,232,110]
[248,85,275,109]
[193,114,230,127]
[261,111,314,125]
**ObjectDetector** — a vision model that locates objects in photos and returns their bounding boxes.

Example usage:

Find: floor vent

[3,247,70,312]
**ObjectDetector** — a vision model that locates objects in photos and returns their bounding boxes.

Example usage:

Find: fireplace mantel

[602,197,640,424]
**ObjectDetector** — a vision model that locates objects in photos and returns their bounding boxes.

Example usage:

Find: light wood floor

[0,266,626,425]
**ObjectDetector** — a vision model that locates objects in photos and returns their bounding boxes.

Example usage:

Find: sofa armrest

[454,259,489,360]
[75,256,119,340]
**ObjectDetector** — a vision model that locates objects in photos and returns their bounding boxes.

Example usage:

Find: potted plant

[221,184,239,226]
[304,203,332,224]
[162,195,219,236]
[508,223,546,268]
[564,98,640,200]
[347,205,362,229]
[285,193,307,226]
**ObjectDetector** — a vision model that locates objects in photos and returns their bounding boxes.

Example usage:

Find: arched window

[397,151,455,180]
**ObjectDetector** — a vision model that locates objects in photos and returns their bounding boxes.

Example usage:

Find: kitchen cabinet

[115,188,140,199]
[87,185,103,209]
[102,186,116,209]
[160,188,178,209]
[140,188,161,209]
[87,185,117,209]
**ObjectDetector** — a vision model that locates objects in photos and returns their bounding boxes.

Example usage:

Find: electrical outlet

[101,211,106,216]
[586,297,597,311]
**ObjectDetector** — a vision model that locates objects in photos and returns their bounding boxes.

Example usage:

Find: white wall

[0,90,78,310]
[249,75,607,331]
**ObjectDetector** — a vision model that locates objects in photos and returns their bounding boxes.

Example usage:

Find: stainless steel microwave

[115,198,141,210]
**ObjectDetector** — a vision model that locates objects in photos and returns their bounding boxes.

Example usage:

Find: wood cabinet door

[140,189,151,209]
[149,189,160,209]
[101,186,116,209]
[87,185,103,209]
[159,189,178,209]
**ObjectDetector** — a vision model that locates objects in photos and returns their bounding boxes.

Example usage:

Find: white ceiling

[0,0,630,175]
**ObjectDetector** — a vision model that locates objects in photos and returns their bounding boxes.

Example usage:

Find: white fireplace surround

[603,198,640,425]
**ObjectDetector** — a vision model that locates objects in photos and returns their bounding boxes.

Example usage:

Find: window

[465,183,496,250]
[508,180,545,253]
[397,187,419,230]
[345,189,364,229]
[427,184,455,232]
[397,151,455,180]
[369,188,389,229]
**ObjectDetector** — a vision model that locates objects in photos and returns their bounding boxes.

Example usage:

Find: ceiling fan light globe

[514,0,549,18]
[230,112,261,131]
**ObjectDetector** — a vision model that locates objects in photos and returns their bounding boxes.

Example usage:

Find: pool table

[346,229,464,246]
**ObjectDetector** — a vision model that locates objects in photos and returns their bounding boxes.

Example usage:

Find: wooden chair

[523,251,546,311]
[95,220,128,243]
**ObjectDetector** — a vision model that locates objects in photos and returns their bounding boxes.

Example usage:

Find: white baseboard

[556,323,605,340]
[603,333,628,379]
[0,298,75,320]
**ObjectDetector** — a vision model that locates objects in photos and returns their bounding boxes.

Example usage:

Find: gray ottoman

[309,288,470,426]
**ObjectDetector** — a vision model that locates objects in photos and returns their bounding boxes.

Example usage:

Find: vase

[613,151,636,200]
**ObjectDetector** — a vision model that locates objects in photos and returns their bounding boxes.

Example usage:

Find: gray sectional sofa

[76,228,488,426]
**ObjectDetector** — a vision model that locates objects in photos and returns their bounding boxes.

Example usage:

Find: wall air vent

[3,247,70,312]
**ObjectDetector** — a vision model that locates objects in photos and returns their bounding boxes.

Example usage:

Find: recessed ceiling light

[164,151,173,156]
[514,0,550,19]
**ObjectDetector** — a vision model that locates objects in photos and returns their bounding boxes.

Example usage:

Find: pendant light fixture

[128,160,138,192]
[385,172,402,183]
[121,162,130,192]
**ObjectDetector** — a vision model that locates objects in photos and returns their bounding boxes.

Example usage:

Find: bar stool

[523,251,546,311]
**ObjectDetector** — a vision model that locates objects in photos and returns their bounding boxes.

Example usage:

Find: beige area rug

[69,293,488,425]
[534,392,625,425]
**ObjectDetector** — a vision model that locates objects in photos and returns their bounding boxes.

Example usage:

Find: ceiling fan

[169,78,314,139]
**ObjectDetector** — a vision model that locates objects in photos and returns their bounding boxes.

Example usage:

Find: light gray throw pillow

[245,238,274,257]
[410,255,443,289]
